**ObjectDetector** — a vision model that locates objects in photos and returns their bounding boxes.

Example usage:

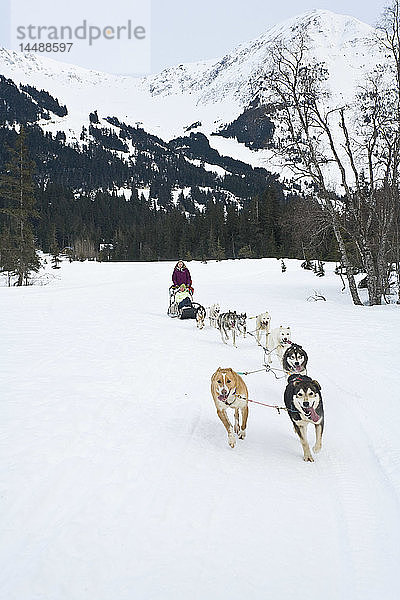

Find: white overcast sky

[0,0,389,73]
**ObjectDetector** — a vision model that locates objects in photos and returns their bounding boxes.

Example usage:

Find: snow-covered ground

[1,258,400,599]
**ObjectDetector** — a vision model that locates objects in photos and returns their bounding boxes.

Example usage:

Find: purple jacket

[172,266,192,287]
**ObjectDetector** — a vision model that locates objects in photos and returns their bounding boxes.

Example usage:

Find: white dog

[209,303,220,328]
[266,326,292,364]
[255,311,271,347]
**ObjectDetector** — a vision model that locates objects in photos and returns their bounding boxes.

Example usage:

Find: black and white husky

[195,305,207,329]
[282,344,308,377]
[217,311,238,347]
[284,375,324,462]
[235,313,247,338]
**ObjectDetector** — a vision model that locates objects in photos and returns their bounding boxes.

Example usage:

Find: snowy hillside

[0,10,384,146]
[144,10,378,111]
[1,258,400,599]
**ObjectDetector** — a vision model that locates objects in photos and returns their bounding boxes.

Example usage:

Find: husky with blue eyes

[284,375,324,462]
[282,344,308,377]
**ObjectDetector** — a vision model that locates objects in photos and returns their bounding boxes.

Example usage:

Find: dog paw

[313,443,322,454]
[228,433,236,448]
[234,423,240,434]
[238,429,246,440]
[304,454,314,462]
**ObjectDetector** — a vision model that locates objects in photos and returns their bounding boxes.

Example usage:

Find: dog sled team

[210,368,323,463]
[167,260,324,462]
[209,323,323,463]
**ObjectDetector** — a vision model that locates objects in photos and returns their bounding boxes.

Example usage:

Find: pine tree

[49,225,61,268]
[208,226,217,259]
[215,237,226,261]
[0,127,40,285]
[0,226,17,285]
[238,245,254,259]
[315,260,325,277]
[301,259,314,271]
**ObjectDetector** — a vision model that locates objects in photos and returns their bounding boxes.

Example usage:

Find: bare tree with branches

[260,9,400,305]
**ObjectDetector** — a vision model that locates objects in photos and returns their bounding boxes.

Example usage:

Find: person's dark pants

[178,297,192,310]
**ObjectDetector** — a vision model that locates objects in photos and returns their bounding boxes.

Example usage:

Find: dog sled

[167,285,201,320]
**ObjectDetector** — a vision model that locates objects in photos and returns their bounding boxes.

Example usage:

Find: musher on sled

[168,261,198,319]
[172,260,193,293]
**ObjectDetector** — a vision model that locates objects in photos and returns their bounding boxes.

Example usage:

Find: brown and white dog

[255,311,271,347]
[284,375,324,462]
[211,368,249,448]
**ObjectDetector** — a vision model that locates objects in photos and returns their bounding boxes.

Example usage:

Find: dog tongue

[308,407,320,423]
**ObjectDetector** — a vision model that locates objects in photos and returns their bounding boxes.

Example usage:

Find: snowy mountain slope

[144,10,378,108]
[1,258,400,599]
[0,9,384,146]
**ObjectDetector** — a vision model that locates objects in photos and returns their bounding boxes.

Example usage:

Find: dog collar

[290,374,308,385]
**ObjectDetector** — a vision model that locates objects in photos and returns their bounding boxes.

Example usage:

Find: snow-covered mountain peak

[0,46,129,90]
[0,10,386,145]
[144,10,377,103]
[262,8,375,43]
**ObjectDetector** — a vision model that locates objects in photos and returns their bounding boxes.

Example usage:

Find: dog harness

[218,388,237,406]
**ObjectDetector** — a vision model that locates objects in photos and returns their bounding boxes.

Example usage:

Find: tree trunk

[332,220,363,305]
[17,268,24,286]
[362,243,383,305]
